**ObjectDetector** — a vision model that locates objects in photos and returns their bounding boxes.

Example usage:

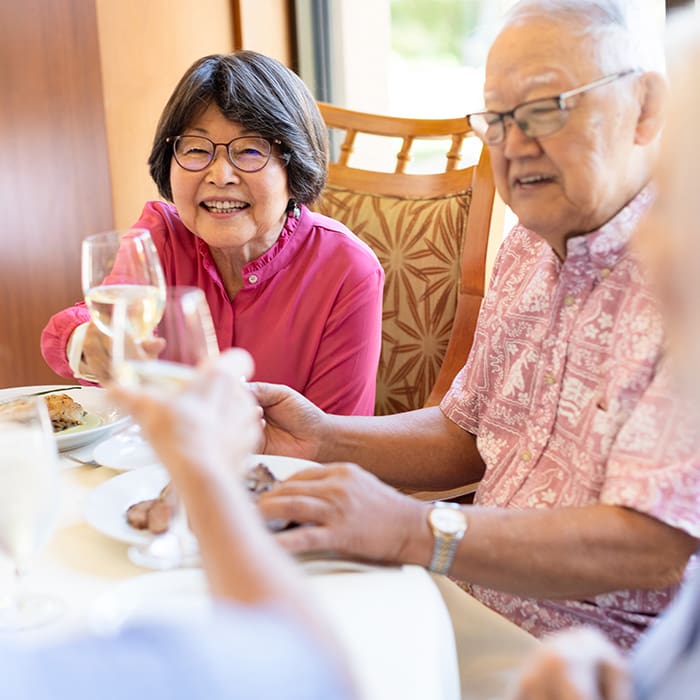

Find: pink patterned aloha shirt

[441,188,700,649]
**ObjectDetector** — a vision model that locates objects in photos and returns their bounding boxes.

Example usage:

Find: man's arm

[323,406,485,489]
[260,465,698,599]
[253,382,486,490]
[424,503,698,598]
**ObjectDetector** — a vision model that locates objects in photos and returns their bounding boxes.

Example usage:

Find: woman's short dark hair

[148,50,328,205]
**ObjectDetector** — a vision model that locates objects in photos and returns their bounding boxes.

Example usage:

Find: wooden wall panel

[232,0,295,65]
[95,0,234,229]
[0,0,114,387]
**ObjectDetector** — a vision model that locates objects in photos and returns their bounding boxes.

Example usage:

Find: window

[296,0,667,251]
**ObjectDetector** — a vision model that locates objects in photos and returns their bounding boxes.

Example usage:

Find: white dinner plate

[93,427,160,471]
[0,385,130,452]
[84,454,321,545]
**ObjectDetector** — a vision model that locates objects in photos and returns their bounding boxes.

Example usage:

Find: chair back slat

[337,128,356,166]
[314,101,496,416]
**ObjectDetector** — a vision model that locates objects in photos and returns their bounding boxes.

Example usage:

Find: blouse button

[521,450,532,462]
[600,267,611,278]
[247,274,259,284]
[544,374,556,385]
[564,294,575,306]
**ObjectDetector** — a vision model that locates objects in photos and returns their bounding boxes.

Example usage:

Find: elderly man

[253,0,700,650]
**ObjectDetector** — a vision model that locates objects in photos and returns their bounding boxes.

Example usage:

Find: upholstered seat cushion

[314,184,472,415]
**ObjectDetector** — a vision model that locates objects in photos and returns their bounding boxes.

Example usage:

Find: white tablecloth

[0,435,538,700]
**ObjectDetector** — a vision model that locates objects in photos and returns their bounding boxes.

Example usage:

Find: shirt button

[521,450,532,462]
[247,274,259,284]
[600,268,611,278]
[564,294,575,306]
[544,374,556,385]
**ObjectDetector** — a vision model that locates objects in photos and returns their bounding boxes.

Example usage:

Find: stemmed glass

[81,229,166,380]
[0,396,63,629]
[112,286,219,569]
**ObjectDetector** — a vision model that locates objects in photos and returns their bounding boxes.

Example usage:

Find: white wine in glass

[113,286,219,570]
[82,229,166,344]
[0,397,63,629]
[86,284,164,341]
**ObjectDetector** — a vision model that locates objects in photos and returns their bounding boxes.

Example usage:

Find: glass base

[128,532,200,571]
[0,592,64,631]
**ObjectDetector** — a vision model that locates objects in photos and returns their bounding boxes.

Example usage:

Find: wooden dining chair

[313,101,497,419]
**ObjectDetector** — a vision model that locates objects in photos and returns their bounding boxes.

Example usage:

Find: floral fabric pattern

[442,188,700,648]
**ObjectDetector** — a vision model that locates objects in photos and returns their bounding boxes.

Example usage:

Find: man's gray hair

[503,0,664,73]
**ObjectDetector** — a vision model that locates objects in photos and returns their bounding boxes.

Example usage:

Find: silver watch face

[430,506,466,535]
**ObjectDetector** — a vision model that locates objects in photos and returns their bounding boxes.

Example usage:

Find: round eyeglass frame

[168,134,284,173]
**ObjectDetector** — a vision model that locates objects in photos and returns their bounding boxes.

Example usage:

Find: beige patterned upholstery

[313,102,496,417]
[316,186,471,414]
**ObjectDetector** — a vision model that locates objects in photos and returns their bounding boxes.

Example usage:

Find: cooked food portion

[126,482,177,535]
[0,393,87,433]
[126,463,281,535]
[245,462,278,496]
[44,393,87,432]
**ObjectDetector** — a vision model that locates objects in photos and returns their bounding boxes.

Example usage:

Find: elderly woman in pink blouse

[41,51,383,416]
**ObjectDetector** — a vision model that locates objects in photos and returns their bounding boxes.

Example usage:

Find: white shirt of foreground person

[0,603,351,700]
[631,561,700,700]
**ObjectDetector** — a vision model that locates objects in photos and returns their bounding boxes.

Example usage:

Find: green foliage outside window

[390,0,481,64]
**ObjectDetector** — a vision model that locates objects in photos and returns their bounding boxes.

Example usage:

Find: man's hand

[249,381,327,461]
[511,627,633,700]
[258,462,428,564]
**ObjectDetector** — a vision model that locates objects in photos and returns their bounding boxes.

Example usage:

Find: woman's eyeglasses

[169,135,284,173]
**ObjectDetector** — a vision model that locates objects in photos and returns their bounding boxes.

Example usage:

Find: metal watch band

[428,502,467,576]
[429,532,459,576]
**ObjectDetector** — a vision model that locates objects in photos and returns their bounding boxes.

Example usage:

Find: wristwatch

[427,502,468,576]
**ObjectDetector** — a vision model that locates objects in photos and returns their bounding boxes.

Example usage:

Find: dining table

[0,384,539,700]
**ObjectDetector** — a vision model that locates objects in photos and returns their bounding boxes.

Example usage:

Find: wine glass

[113,286,219,570]
[81,229,166,380]
[0,396,63,629]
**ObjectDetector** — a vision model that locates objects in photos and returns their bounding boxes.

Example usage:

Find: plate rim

[0,385,130,451]
[84,464,170,545]
[93,431,161,472]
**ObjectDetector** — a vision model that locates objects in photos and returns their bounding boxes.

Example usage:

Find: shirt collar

[194,205,308,288]
[564,186,654,270]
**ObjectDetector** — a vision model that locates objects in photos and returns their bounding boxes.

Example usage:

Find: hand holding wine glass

[80,228,166,383]
[113,286,219,569]
[0,397,63,629]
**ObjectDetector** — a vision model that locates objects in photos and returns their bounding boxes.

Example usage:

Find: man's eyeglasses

[169,135,284,173]
[467,69,640,146]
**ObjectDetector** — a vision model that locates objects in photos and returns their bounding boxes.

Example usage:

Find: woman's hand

[510,627,632,700]
[80,322,165,384]
[249,381,327,461]
[79,322,113,383]
[107,348,260,484]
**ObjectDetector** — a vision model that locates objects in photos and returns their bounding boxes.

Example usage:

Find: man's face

[484,20,642,252]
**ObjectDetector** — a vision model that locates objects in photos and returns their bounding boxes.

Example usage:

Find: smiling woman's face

[170,104,291,260]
